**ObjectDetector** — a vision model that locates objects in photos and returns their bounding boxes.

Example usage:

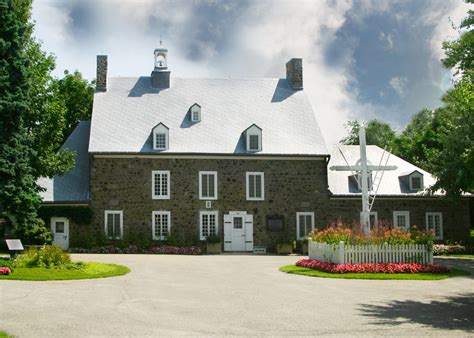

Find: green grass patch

[439,253,474,258]
[279,265,470,280]
[0,262,130,281]
[0,331,13,338]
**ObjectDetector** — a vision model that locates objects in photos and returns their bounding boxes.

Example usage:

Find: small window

[199,171,217,200]
[410,175,423,190]
[105,210,123,240]
[426,212,443,240]
[190,103,201,122]
[200,211,218,240]
[245,124,262,152]
[152,123,169,150]
[393,211,410,228]
[246,172,264,201]
[357,172,373,191]
[155,133,166,149]
[296,212,315,240]
[249,135,259,151]
[152,170,170,199]
[360,211,378,227]
[152,211,171,240]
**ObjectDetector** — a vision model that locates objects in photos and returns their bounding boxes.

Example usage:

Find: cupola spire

[151,41,171,89]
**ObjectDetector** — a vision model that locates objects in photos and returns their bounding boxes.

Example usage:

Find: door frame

[51,217,70,250]
[224,211,253,252]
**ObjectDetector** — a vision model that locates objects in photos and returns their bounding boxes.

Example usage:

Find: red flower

[295,259,450,274]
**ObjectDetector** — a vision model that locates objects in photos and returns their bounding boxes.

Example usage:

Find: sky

[31,0,471,146]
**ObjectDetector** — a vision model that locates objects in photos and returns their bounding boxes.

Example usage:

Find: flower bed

[0,267,11,275]
[70,245,202,255]
[296,258,450,274]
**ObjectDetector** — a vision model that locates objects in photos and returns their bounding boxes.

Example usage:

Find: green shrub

[14,219,53,245]
[206,235,221,244]
[15,245,72,269]
[0,258,14,272]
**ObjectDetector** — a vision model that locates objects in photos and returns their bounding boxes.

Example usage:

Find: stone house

[38,46,471,251]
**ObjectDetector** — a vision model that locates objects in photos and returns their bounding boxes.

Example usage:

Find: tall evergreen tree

[0,0,41,231]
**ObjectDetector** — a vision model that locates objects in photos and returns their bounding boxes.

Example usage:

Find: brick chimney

[286,58,303,90]
[96,55,107,92]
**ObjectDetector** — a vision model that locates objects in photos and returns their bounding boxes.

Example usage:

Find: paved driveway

[1,254,473,337]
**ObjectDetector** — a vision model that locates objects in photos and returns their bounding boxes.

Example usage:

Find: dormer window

[409,171,423,191]
[190,103,201,122]
[245,124,262,152]
[356,172,373,191]
[152,123,169,151]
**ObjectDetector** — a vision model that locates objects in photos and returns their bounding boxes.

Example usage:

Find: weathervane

[330,127,397,236]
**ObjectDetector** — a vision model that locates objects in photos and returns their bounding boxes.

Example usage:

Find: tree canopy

[340,1,474,197]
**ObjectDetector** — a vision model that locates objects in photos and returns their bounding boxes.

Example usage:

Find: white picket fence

[309,241,433,264]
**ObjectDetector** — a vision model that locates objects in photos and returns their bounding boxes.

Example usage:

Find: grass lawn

[0,331,13,338]
[0,262,129,281]
[279,265,470,280]
[438,253,474,258]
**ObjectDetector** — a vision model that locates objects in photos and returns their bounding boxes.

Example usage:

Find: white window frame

[426,212,443,240]
[245,125,262,152]
[152,124,169,150]
[409,173,424,191]
[360,211,378,227]
[152,170,170,199]
[104,210,123,240]
[296,212,315,240]
[199,171,218,200]
[152,211,171,241]
[190,104,201,122]
[246,172,265,201]
[199,211,219,240]
[393,211,410,228]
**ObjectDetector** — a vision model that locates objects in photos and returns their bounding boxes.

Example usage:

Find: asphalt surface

[0,254,473,337]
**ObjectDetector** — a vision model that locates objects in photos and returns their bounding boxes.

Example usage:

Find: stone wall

[327,198,471,242]
[89,156,329,248]
[82,156,471,249]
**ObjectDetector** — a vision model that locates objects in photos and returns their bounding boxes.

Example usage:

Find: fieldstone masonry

[286,58,303,90]
[96,55,107,92]
[83,156,471,248]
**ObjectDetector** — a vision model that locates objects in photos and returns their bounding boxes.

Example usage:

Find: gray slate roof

[328,145,442,196]
[89,77,328,155]
[38,121,90,203]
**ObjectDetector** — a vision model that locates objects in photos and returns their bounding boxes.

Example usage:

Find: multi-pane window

[426,212,443,239]
[393,211,410,228]
[152,123,169,150]
[105,210,123,240]
[360,211,378,227]
[297,212,315,239]
[152,211,170,240]
[200,211,218,240]
[246,172,264,201]
[410,175,423,190]
[192,111,200,122]
[155,133,166,149]
[152,170,170,199]
[249,135,259,151]
[199,171,217,200]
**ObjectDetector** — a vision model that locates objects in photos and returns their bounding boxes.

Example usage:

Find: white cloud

[389,76,408,98]
[379,32,394,50]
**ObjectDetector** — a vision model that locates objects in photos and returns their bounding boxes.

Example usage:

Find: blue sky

[31,0,470,146]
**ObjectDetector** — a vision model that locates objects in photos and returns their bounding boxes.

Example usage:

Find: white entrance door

[51,217,69,250]
[224,212,253,252]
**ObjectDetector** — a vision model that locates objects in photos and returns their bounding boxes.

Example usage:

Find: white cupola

[151,40,171,89]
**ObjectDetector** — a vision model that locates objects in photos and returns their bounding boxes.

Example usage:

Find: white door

[51,217,69,250]
[224,212,253,252]
[231,215,246,251]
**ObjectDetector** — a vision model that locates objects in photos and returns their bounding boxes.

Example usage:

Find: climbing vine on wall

[38,206,93,225]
